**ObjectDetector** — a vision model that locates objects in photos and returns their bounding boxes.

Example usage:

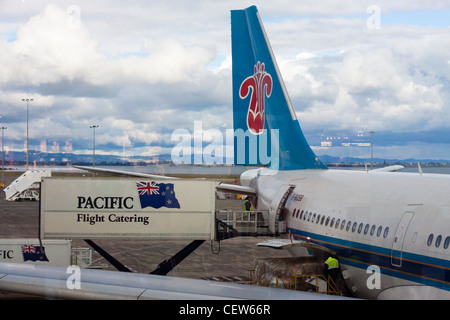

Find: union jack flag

[137,182,160,195]
[22,245,36,254]
[136,181,180,209]
[21,245,49,262]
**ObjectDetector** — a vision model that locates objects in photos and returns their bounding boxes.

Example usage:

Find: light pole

[90,125,99,167]
[22,98,33,171]
[369,131,375,170]
[1,126,6,188]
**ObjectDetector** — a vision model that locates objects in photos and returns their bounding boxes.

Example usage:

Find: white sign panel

[40,178,218,240]
[0,239,71,267]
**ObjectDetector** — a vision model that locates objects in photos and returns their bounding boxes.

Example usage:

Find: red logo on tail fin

[239,61,273,135]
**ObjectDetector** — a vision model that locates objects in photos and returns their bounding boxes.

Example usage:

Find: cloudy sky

[2,0,450,163]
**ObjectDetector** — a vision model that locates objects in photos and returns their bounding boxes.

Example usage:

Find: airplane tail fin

[231,6,327,170]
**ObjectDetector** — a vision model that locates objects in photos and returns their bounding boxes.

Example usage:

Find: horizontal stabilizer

[216,183,256,195]
[73,166,178,180]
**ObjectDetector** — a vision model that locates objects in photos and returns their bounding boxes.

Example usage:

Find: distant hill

[318,155,450,167]
[1,150,172,167]
[2,150,450,167]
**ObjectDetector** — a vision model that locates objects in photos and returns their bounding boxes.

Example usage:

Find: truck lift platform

[38,177,286,275]
[215,209,272,240]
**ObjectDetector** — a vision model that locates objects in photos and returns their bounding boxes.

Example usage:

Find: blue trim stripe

[288,227,450,291]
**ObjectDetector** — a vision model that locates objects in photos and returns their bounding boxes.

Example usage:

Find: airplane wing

[0,262,354,300]
[73,165,178,180]
[370,165,404,172]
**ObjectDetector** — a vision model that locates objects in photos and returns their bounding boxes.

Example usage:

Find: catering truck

[0,239,71,267]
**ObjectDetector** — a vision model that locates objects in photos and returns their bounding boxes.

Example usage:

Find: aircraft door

[268,184,295,235]
[391,211,415,267]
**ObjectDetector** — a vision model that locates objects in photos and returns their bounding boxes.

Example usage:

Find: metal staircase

[3,170,51,201]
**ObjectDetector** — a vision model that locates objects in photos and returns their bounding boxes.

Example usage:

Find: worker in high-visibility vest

[323,256,339,291]
[243,197,254,217]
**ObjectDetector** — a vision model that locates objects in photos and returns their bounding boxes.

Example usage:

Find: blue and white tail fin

[231,6,327,170]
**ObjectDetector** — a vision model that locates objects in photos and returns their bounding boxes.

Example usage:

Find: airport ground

[0,171,291,299]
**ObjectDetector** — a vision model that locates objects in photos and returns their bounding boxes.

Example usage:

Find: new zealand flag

[136,182,180,209]
[22,245,49,262]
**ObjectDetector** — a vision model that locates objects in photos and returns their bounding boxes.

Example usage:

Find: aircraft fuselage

[249,168,450,299]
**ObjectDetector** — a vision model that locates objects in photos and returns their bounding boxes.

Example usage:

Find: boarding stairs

[3,170,51,201]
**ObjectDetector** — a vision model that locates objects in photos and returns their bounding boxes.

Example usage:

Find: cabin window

[427,234,434,246]
[383,227,389,238]
[340,220,346,230]
[352,222,357,232]
[363,224,369,235]
[444,237,450,249]
[320,215,325,225]
[346,221,352,231]
[325,216,330,226]
[292,208,297,217]
[435,235,442,248]
[312,213,316,223]
[308,212,312,221]
[358,223,363,233]
[370,225,376,236]
[335,219,341,229]
[330,218,335,228]
[377,226,382,237]
[299,210,304,219]
[412,232,418,243]
[316,214,321,224]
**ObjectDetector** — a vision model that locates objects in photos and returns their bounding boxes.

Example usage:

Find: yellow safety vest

[243,199,254,215]
[325,257,339,269]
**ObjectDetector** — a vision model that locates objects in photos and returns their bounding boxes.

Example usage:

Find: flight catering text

[76,196,149,226]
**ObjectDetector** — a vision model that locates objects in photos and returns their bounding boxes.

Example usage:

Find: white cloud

[281,22,450,138]
[0,4,215,88]
[0,5,102,86]
[1,1,450,161]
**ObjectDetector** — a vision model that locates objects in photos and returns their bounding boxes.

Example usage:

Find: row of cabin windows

[427,234,450,249]
[292,208,390,238]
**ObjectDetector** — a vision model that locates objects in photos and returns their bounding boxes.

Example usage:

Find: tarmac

[0,171,291,299]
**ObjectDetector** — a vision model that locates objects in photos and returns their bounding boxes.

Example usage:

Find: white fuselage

[247,168,450,299]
